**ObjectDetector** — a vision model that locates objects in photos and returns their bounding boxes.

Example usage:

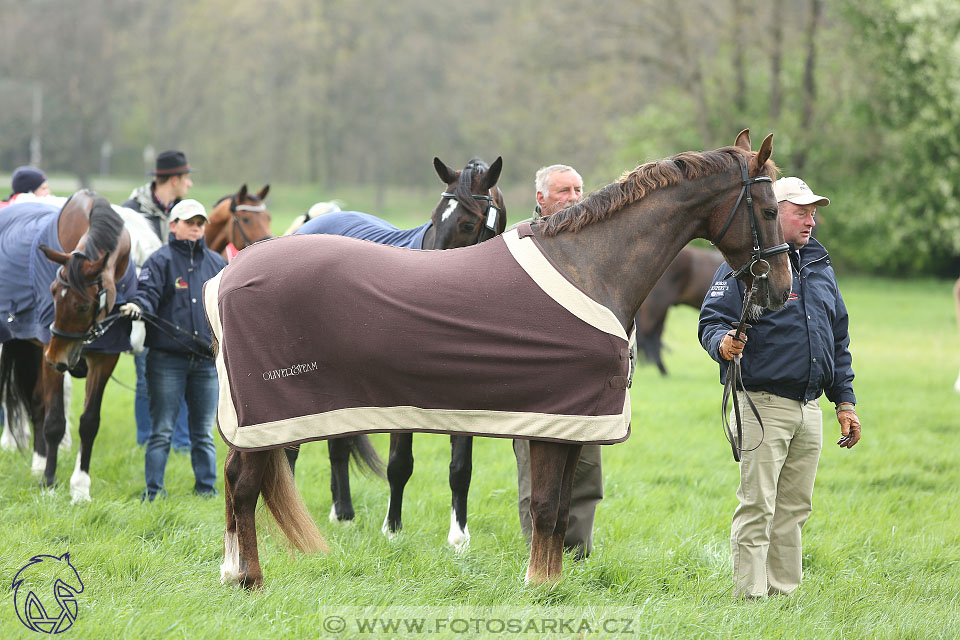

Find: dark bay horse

[290,156,506,550]
[0,191,134,501]
[635,245,724,375]
[205,184,272,260]
[214,131,792,588]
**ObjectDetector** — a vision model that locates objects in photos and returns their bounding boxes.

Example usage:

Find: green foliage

[1,275,959,638]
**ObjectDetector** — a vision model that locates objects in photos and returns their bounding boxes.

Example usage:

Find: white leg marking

[61,375,73,450]
[329,504,338,523]
[446,507,470,552]
[70,451,91,503]
[381,498,397,539]
[0,421,15,451]
[220,531,240,586]
[31,452,46,476]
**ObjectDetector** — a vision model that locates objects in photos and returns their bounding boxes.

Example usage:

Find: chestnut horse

[204,185,272,260]
[0,191,134,501]
[635,245,724,375]
[217,131,792,588]
[288,156,507,549]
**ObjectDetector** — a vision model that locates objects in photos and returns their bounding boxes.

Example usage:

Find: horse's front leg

[525,439,572,585]
[69,353,118,502]
[220,449,242,586]
[39,364,65,488]
[235,450,269,589]
[328,437,354,522]
[383,433,413,537]
[447,435,473,551]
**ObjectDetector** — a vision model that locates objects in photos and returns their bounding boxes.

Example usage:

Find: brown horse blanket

[203,227,633,450]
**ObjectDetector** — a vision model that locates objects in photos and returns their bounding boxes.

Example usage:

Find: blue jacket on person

[132,233,227,356]
[698,238,856,405]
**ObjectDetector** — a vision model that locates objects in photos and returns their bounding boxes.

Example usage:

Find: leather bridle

[229,198,272,249]
[439,191,502,244]
[49,256,119,344]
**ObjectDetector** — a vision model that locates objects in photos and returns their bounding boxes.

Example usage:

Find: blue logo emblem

[11,553,84,634]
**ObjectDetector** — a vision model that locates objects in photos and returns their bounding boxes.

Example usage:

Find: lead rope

[720,281,765,462]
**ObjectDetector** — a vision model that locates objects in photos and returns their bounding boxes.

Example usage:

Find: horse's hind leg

[234,450,269,589]
[69,353,118,502]
[525,440,568,585]
[547,444,582,579]
[328,437,354,522]
[447,435,473,550]
[383,433,413,537]
[284,444,300,475]
[220,449,242,586]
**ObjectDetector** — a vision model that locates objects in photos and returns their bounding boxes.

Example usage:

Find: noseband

[711,158,790,280]
[49,256,116,343]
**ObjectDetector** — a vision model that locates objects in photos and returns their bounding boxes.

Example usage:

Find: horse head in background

[205,184,272,259]
[429,156,506,249]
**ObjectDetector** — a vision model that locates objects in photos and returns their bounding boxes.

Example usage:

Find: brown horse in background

[216,131,792,588]
[635,245,724,375]
[205,185,272,260]
[0,191,132,501]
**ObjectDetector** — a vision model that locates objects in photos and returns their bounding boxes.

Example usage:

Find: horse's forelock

[452,158,489,216]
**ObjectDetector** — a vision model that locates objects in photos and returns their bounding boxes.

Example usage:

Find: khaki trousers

[513,439,603,560]
[731,392,822,597]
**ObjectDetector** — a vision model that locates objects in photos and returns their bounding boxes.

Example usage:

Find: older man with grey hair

[512,162,602,560]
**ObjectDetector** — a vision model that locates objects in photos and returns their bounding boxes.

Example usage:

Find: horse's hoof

[238,573,262,590]
[69,453,90,503]
[446,512,470,552]
[329,505,355,524]
[381,517,399,540]
[220,565,240,587]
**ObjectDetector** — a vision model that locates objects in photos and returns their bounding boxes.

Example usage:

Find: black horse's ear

[257,184,270,201]
[478,156,503,192]
[237,184,248,203]
[734,129,751,152]
[39,244,70,265]
[434,157,458,184]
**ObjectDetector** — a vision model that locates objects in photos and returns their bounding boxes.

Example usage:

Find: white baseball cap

[774,177,830,207]
[169,198,209,222]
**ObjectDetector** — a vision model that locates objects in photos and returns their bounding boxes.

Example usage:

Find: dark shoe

[141,489,167,502]
[194,489,218,498]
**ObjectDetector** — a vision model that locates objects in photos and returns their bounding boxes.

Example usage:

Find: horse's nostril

[54,362,69,373]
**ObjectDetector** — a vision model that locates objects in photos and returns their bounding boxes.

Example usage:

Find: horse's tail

[0,340,40,451]
[260,448,328,553]
[346,434,386,479]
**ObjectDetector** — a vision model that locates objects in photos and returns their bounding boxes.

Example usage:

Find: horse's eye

[460,222,476,233]
[762,208,778,220]
[76,304,91,312]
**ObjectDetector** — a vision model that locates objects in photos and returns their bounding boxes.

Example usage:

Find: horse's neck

[58,203,91,252]
[422,223,437,249]
[533,191,711,330]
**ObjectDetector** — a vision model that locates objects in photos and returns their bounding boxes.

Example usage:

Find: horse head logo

[12,553,84,634]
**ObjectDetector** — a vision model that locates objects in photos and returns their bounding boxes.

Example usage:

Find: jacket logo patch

[787,292,799,301]
[174,276,189,290]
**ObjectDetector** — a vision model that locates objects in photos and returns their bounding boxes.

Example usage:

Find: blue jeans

[144,349,218,499]
[135,348,190,448]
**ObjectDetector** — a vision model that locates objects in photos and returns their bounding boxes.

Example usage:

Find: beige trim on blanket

[203,270,241,435]
[502,228,628,341]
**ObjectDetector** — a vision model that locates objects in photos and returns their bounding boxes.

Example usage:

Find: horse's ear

[734,129,752,152]
[478,156,503,192]
[257,184,270,201]
[39,244,70,265]
[754,133,774,171]
[237,184,248,202]
[434,157,458,185]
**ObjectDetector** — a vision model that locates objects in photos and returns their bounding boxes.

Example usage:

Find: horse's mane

[454,157,489,216]
[66,196,124,296]
[539,148,779,237]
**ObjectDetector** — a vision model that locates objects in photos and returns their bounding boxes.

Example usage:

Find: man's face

[778,201,817,246]
[170,215,206,241]
[171,173,193,199]
[34,181,51,197]
[537,170,583,217]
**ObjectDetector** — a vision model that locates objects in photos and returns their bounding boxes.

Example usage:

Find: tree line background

[0,0,957,275]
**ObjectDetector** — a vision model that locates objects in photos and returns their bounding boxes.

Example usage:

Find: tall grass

[2,268,958,638]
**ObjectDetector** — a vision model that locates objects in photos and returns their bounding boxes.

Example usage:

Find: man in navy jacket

[121,199,227,501]
[698,176,862,598]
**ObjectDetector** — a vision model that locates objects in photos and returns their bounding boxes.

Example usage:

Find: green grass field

[2,195,959,638]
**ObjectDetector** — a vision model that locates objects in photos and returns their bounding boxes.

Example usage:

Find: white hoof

[69,453,91,503]
[220,531,240,586]
[31,452,46,476]
[446,508,470,552]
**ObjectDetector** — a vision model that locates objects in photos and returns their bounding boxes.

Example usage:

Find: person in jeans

[121,199,227,500]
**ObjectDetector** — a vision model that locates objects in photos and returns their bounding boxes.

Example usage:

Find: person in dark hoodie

[120,199,227,501]
[123,150,193,451]
[1,166,50,209]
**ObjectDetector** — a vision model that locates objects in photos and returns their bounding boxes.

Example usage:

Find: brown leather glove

[718,328,747,361]
[836,407,861,448]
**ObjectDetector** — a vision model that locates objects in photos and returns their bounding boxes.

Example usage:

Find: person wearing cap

[120,199,227,501]
[123,150,194,451]
[698,176,861,598]
[511,163,605,561]
[1,166,51,209]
